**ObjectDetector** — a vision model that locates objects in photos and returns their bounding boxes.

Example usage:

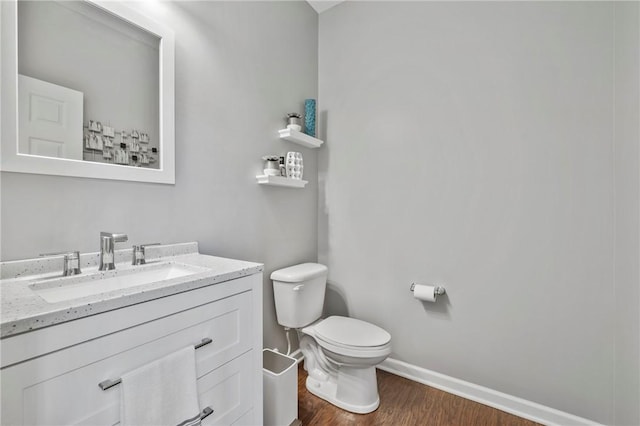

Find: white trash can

[263,349,298,426]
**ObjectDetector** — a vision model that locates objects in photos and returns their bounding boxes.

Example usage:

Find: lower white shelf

[256,175,308,188]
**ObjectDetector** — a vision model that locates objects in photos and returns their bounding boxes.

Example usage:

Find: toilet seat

[304,316,391,359]
[315,316,391,347]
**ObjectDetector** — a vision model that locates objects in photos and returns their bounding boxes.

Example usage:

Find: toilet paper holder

[410,283,446,295]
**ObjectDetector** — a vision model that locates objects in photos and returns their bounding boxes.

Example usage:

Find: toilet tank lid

[270,263,328,282]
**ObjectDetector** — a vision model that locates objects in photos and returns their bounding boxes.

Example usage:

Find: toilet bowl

[300,316,391,413]
[271,263,392,414]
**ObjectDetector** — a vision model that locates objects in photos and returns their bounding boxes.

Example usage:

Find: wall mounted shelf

[278,129,323,149]
[256,175,308,188]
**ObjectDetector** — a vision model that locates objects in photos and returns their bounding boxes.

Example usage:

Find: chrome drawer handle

[98,338,212,391]
[194,337,213,350]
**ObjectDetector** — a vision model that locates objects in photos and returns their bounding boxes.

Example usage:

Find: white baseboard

[378,358,602,426]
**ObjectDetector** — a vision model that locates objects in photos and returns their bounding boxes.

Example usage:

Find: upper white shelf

[278,129,324,149]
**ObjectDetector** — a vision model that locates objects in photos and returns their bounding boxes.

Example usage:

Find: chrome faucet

[99,232,128,271]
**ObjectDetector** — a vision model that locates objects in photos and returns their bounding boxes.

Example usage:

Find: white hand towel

[120,346,201,426]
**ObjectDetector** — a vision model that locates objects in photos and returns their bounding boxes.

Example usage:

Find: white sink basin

[29,262,210,303]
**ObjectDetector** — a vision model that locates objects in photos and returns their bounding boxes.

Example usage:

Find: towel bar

[200,406,214,420]
[98,338,213,391]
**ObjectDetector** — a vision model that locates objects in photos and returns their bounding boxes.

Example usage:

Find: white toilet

[271,263,391,414]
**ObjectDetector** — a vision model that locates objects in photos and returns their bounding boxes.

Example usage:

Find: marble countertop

[0,242,263,338]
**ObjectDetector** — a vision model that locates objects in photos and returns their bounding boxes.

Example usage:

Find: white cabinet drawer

[199,351,254,426]
[1,291,252,426]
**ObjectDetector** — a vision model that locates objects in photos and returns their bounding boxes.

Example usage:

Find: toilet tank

[271,263,328,328]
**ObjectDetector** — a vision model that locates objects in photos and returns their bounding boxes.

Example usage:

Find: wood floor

[297,364,542,426]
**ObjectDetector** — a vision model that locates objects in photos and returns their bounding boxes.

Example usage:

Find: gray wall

[318,2,637,423]
[3,1,638,422]
[613,2,640,425]
[1,1,319,352]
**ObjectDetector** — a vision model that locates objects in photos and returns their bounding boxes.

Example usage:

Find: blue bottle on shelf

[304,99,316,137]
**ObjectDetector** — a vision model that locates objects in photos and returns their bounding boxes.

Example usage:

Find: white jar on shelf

[263,155,281,176]
[286,113,302,132]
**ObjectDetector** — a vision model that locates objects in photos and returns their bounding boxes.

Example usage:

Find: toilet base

[305,365,380,414]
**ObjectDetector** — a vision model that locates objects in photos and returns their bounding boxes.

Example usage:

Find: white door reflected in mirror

[18,75,84,161]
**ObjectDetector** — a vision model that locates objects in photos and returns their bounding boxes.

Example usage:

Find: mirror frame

[0,0,175,184]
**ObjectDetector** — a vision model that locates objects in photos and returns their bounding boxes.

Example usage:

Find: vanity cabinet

[0,273,263,426]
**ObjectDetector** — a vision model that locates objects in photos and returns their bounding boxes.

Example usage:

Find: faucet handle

[132,243,160,265]
[100,232,128,243]
[39,251,82,276]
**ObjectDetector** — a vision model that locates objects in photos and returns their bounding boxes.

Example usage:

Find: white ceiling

[306,0,345,14]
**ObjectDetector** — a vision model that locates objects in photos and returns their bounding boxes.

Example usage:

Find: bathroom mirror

[0,0,175,184]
